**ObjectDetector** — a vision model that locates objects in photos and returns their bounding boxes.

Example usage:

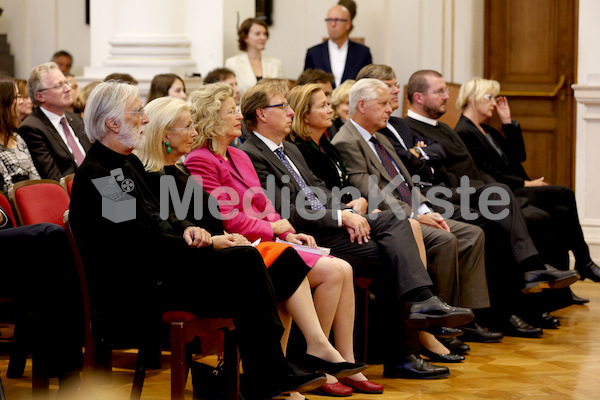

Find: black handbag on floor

[191,360,226,400]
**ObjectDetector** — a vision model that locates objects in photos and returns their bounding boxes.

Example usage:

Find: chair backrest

[0,191,16,227]
[9,179,70,227]
[60,173,75,197]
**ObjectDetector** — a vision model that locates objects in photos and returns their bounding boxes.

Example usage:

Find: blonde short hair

[286,83,323,142]
[456,77,500,111]
[189,83,234,150]
[331,79,354,120]
[135,97,190,172]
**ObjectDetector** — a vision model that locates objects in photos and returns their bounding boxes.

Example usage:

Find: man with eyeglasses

[19,62,90,181]
[403,70,581,339]
[240,82,477,380]
[303,4,372,88]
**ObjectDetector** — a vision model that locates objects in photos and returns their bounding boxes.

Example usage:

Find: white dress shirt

[328,39,349,88]
[40,107,86,156]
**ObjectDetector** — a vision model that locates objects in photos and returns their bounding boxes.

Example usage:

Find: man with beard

[19,62,90,181]
[68,81,327,398]
[402,69,581,335]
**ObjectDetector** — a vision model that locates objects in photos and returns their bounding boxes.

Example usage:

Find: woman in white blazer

[225,18,284,95]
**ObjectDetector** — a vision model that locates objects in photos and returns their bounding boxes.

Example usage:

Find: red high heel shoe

[338,377,384,394]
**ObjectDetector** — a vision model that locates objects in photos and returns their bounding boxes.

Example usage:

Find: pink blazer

[185,146,289,242]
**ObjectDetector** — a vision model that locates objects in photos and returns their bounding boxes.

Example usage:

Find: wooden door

[484,0,578,188]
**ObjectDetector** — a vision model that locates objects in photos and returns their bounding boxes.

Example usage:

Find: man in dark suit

[239,81,475,379]
[304,4,372,88]
[19,62,91,181]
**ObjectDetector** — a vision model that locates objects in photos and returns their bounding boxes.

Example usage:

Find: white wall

[0,0,89,79]
[1,0,483,84]
[573,0,600,260]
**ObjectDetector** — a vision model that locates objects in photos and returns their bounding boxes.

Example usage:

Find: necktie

[273,148,324,210]
[60,117,85,166]
[370,136,412,206]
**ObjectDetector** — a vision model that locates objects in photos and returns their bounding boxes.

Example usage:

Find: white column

[83,0,225,101]
[572,0,600,261]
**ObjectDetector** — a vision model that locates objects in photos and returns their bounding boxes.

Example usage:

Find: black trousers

[158,245,288,382]
[311,210,432,365]
[1,223,83,379]
[515,185,591,268]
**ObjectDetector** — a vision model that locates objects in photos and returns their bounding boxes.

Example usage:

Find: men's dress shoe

[577,261,600,282]
[311,382,352,397]
[538,312,560,329]
[279,361,327,394]
[407,296,474,329]
[338,377,384,394]
[500,315,543,338]
[302,354,367,378]
[522,265,580,293]
[420,348,465,363]
[383,354,450,379]
[439,337,470,355]
[460,322,504,343]
[571,291,590,305]
[424,326,463,338]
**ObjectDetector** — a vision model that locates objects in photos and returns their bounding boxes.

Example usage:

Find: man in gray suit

[19,62,90,181]
[332,78,489,316]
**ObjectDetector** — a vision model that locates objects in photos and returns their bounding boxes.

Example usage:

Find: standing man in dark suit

[304,4,372,88]
[19,62,91,181]
[239,81,475,380]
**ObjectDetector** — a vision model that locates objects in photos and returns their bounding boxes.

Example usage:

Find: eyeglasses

[38,80,72,92]
[325,18,348,24]
[264,103,290,111]
[222,108,241,116]
[483,94,497,102]
[124,106,146,117]
[420,87,450,96]
[171,124,195,135]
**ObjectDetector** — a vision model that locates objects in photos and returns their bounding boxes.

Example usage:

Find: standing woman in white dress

[225,18,284,96]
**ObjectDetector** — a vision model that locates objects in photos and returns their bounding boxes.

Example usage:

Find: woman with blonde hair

[136,94,366,399]
[455,77,600,285]
[331,79,354,133]
[183,83,377,396]
[287,83,467,366]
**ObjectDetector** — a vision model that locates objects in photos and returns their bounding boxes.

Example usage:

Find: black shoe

[280,361,327,394]
[460,322,504,343]
[522,265,580,293]
[407,296,474,329]
[439,337,470,355]
[420,348,465,363]
[577,261,600,282]
[383,354,450,379]
[423,326,463,338]
[499,315,543,338]
[302,354,367,378]
[538,312,560,329]
[571,291,590,305]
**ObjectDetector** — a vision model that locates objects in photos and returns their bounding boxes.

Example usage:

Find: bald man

[304,4,372,88]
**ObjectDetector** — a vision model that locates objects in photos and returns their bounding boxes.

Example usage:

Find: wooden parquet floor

[1,280,600,400]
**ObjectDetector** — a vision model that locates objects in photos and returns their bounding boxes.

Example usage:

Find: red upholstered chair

[60,173,75,197]
[0,191,16,227]
[63,211,240,400]
[9,179,70,227]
